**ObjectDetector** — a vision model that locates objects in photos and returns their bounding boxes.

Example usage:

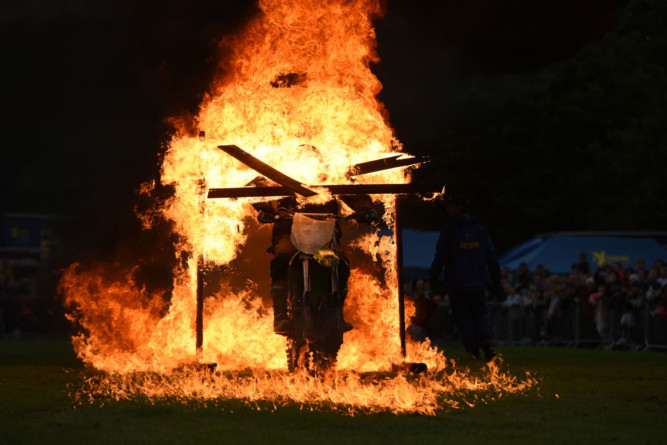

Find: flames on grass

[60,0,537,414]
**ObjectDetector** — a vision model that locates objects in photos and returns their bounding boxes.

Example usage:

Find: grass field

[1,340,666,445]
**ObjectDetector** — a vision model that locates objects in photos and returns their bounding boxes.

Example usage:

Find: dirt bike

[284,211,378,374]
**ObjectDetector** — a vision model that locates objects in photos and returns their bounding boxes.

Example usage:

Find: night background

[3,2,667,440]
[1,0,665,284]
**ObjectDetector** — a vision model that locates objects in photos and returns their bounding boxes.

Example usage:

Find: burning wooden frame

[205,144,444,365]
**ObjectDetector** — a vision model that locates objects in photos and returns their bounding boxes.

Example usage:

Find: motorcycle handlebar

[256,209,385,227]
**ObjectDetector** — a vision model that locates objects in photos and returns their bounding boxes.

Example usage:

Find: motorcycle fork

[301,255,316,337]
[330,263,339,302]
[330,237,340,303]
[301,255,311,294]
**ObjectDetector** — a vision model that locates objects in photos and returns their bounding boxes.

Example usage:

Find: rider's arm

[339,194,384,221]
[251,200,275,214]
[253,196,298,223]
[339,194,373,213]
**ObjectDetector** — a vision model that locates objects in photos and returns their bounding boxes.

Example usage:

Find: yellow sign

[592,250,630,267]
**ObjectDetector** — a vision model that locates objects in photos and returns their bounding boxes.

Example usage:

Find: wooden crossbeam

[218,145,317,197]
[347,155,428,177]
[207,183,444,199]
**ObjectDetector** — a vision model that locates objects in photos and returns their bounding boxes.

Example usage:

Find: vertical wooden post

[196,255,204,355]
[394,198,407,358]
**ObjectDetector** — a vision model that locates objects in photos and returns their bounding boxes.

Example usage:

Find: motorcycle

[283,210,377,373]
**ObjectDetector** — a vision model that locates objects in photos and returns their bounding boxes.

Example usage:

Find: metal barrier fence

[424,300,667,350]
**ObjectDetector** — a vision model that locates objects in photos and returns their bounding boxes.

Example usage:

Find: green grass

[1,340,666,444]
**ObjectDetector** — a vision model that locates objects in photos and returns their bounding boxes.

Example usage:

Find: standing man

[430,195,502,362]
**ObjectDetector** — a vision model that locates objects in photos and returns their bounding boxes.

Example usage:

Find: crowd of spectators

[407,253,667,347]
[497,254,667,346]
[0,260,38,337]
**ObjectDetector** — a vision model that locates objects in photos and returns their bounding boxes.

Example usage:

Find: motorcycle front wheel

[286,337,310,372]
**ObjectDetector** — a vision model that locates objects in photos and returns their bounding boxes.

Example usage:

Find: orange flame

[60,0,537,414]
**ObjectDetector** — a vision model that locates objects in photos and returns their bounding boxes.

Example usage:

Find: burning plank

[218,145,318,197]
[217,144,431,196]
[207,183,443,199]
[347,155,429,178]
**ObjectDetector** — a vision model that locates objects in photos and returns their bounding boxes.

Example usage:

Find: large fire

[60,0,537,414]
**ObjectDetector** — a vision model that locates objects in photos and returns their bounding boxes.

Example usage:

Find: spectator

[535,264,550,278]
[515,262,532,293]
[593,262,610,283]
[627,278,644,308]
[543,276,565,338]
[408,279,437,342]
[574,252,591,276]
[577,277,597,300]
[569,267,587,289]
[619,302,637,344]
[656,286,667,318]
[0,260,14,289]
[634,258,646,274]
[605,269,624,314]
[501,283,522,307]
[530,274,547,300]
[589,285,611,342]
[612,262,625,281]
[636,269,648,288]
[645,268,662,301]
[521,288,538,308]
[652,286,667,345]
[576,277,598,330]
[658,265,667,289]
[430,194,501,362]
[501,267,514,286]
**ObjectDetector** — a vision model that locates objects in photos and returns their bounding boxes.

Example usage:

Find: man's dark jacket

[430,215,501,293]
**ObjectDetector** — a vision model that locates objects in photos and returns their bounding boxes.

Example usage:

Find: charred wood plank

[347,155,429,177]
[207,183,444,199]
[196,258,204,354]
[218,145,317,197]
[394,198,407,358]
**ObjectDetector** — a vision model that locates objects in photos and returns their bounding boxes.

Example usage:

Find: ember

[60,0,537,414]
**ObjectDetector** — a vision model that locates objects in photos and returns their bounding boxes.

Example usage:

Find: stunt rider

[252,191,379,335]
